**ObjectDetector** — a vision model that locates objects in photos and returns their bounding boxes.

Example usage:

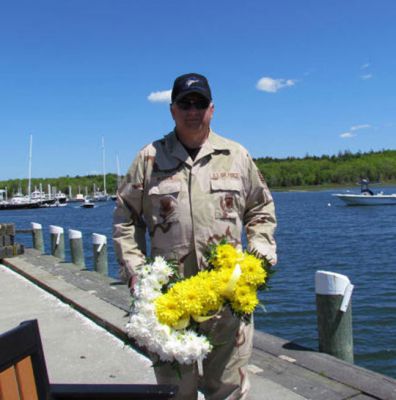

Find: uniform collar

[165,129,229,165]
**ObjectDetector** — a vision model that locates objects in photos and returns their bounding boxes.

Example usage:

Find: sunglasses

[175,99,210,110]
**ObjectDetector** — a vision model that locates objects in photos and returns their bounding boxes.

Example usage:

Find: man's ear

[170,103,176,120]
[209,102,215,119]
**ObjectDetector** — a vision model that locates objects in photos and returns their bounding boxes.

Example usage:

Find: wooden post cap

[315,270,350,295]
[49,225,64,234]
[31,222,42,230]
[68,229,82,239]
[315,270,354,312]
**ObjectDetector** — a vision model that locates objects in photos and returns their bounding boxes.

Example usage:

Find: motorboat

[333,179,396,206]
[333,192,396,206]
[80,198,95,208]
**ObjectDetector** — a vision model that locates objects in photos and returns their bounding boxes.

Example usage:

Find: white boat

[92,190,109,202]
[333,192,396,206]
[80,198,95,208]
[333,179,396,206]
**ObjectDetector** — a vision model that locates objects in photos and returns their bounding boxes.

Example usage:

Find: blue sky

[1,0,395,181]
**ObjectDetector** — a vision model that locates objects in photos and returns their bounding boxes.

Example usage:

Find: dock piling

[31,222,44,253]
[49,225,65,260]
[92,233,108,275]
[315,270,354,363]
[68,229,85,267]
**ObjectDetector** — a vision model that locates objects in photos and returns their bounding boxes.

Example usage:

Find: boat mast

[102,136,107,195]
[28,134,33,200]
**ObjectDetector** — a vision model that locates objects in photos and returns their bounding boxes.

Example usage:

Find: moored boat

[0,200,42,210]
[333,179,396,206]
[80,198,95,208]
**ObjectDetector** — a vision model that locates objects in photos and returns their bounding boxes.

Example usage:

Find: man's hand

[128,275,138,294]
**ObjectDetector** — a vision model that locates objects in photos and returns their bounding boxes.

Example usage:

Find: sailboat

[92,136,109,202]
[0,135,55,210]
[111,153,121,201]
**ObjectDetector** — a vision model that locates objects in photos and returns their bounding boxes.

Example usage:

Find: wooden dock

[1,249,396,400]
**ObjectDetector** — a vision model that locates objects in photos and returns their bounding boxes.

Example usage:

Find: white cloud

[361,63,370,69]
[360,73,373,80]
[340,132,355,139]
[256,77,296,93]
[339,124,371,139]
[350,124,371,131]
[147,90,172,103]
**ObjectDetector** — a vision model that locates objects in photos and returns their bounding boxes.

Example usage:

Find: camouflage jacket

[113,130,277,282]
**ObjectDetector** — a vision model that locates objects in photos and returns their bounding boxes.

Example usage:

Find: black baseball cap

[171,73,212,103]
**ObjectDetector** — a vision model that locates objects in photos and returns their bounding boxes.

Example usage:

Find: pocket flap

[148,180,181,195]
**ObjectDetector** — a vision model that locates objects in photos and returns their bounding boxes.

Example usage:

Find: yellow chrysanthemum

[212,244,242,270]
[231,285,259,314]
[200,273,223,311]
[239,254,267,287]
[155,294,184,327]
[173,279,205,316]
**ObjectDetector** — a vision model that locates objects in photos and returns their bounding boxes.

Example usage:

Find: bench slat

[0,366,20,400]
[15,357,39,400]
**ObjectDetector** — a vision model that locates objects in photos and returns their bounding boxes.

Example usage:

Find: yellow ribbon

[224,263,242,297]
[173,316,190,330]
[192,305,223,323]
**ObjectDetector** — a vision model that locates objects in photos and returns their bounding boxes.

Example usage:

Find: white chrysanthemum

[126,256,213,364]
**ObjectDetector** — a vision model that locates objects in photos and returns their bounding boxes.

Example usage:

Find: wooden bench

[0,320,177,399]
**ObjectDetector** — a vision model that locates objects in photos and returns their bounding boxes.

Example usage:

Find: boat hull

[333,194,396,206]
[0,202,41,210]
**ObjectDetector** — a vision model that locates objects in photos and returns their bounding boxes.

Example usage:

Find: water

[1,188,396,378]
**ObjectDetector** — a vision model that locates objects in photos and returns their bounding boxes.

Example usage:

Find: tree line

[1,149,395,195]
[255,149,396,188]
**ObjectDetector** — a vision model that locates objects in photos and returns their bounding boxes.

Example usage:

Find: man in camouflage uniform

[113,73,277,400]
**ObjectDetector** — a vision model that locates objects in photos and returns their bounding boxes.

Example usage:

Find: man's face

[171,93,214,133]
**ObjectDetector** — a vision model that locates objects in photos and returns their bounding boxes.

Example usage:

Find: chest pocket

[210,178,242,220]
[148,180,181,224]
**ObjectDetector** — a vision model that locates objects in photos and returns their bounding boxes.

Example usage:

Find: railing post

[92,233,108,275]
[49,225,65,260]
[31,222,44,253]
[68,229,85,267]
[0,223,23,258]
[315,270,354,363]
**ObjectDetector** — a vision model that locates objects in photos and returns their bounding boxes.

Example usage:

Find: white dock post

[31,222,44,253]
[49,225,65,260]
[92,233,108,275]
[315,270,354,363]
[68,229,85,267]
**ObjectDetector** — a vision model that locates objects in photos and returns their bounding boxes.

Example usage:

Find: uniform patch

[159,196,176,219]
[211,172,240,180]
[256,168,266,183]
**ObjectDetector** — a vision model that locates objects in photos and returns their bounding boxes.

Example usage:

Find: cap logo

[185,78,199,87]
